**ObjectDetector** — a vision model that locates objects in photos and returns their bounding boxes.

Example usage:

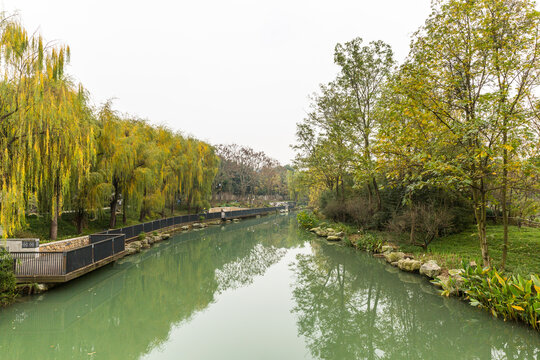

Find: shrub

[387,204,455,249]
[460,265,540,330]
[0,248,17,307]
[297,211,319,229]
[138,232,146,241]
[323,197,375,227]
[354,233,383,253]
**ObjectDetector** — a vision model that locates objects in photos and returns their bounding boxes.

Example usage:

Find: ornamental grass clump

[461,265,540,330]
[355,233,383,253]
[296,211,319,229]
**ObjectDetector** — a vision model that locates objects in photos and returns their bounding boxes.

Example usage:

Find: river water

[0,214,538,359]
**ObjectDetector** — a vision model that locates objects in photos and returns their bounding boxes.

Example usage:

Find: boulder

[36,284,48,293]
[192,223,203,228]
[335,231,345,237]
[326,235,342,241]
[381,245,393,253]
[141,239,150,249]
[233,218,240,222]
[384,252,405,263]
[161,233,170,240]
[397,258,422,272]
[146,236,155,245]
[448,269,465,288]
[309,227,320,233]
[419,260,441,278]
[326,228,336,234]
[315,229,328,237]
[126,247,138,255]
[181,225,190,231]
[448,268,464,276]
[129,241,142,252]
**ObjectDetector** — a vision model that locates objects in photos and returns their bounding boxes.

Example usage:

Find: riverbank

[1,207,288,308]
[297,211,540,331]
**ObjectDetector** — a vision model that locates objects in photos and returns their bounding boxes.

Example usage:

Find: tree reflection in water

[0,215,302,360]
[290,241,540,360]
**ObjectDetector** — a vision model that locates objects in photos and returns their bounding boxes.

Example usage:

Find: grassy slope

[392,225,540,276]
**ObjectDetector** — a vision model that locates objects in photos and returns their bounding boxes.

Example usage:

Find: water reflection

[1,214,538,360]
[0,215,302,360]
[290,241,540,360]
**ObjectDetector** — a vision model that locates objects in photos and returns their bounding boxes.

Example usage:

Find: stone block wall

[39,236,90,252]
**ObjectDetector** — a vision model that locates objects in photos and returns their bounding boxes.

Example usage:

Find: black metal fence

[11,252,65,276]
[12,233,126,276]
[11,205,292,278]
[96,206,290,240]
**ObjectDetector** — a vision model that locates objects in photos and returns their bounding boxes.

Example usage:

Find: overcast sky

[2,0,433,164]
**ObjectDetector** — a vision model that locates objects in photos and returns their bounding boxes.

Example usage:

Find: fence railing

[11,233,126,277]
[10,205,293,278]
[11,252,65,276]
[96,205,291,240]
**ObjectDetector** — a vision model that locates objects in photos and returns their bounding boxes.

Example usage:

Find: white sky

[1,0,433,164]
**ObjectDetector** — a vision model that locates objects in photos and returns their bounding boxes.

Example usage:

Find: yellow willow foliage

[0,20,50,236]
[0,16,220,234]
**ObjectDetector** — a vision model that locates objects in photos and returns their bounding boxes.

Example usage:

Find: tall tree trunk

[472,181,490,267]
[367,183,373,209]
[501,126,509,270]
[109,179,119,229]
[139,188,147,222]
[122,194,127,225]
[76,208,84,234]
[372,177,381,211]
[409,207,416,244]
[50,174,60,241]
[340,177,345,202]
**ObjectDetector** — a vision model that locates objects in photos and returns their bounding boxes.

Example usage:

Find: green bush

[297,211,319,229]
[0,248,17,307]
[355,233,383,253]
[138,232,146,241]
[460,265,540,330]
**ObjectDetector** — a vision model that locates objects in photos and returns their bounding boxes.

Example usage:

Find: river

[0,214,539,359]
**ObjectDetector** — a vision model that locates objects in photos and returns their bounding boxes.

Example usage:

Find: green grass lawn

[14,209,190,243]
[394,225,540,276]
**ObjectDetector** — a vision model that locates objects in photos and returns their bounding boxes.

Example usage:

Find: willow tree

[181,139,219,212]
[34,48,95,240]
[0,20,45,236]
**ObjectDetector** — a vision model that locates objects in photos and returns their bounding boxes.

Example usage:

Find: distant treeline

[212,144,290,202]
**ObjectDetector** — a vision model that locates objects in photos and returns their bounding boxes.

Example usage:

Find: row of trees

[0,16,219,239]
[213,144,289,200]
[294,0,540,268]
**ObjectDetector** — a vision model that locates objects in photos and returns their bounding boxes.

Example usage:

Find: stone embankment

[39,236,90,252]
[308,226,345,241]
[305,226,469,294]
[125,219,225,255]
